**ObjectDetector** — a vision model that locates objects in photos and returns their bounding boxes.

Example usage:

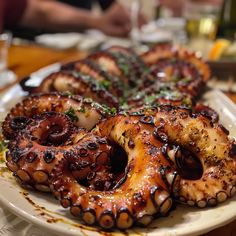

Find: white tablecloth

[0,206,58,236]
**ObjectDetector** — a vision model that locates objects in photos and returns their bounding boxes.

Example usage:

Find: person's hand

[96,2,131,37]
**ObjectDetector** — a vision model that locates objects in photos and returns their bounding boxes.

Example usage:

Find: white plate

[0,81,236,236]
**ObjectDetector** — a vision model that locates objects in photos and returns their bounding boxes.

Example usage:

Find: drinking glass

[183,1,220,40]
[0,32,16,88]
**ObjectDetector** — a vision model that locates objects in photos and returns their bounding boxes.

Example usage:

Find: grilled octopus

[50,112,175,229]
[49,105,236,229]
[2,44,236,231]
[33,71,119,108]
[61,59,125,98]
[6,112,114,192]
[141,43,211,97]
[4,93,117,191]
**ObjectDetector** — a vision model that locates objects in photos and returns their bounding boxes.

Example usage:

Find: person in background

[0,0,145,38]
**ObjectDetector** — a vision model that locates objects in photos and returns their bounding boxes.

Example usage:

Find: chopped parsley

[78,107,86,113]
[100,80,111,90]
[65,107,79,122]
[144,94,157,105]
[0,140,8,153]
[180,77,192,84]
[62,91,74,97]
[0,140,8,163]
[110,107,117,115]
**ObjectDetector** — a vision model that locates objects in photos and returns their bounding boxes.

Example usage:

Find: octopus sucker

[50,114,177,229]
[152,106,236,206]
[2,92,114,140]
[5,111,113,191]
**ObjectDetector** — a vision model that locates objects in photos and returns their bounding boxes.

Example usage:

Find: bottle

[217,0,236,39]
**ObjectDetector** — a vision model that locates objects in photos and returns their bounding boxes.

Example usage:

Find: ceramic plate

[0,75,236,236]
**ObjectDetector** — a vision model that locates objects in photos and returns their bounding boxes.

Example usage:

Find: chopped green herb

[120,102,129,110]
[110,107,117,115]
[144,94,157,105]
[170,76,180,82]
[100,80,111,90]
[120,64,129,76]
[65,107,79,122]
[0,140,8,153]
[78,107,85,113]
[181,77,192,84]
[84,98,93,103]
[62,91,74,97]
[182,97,192,106]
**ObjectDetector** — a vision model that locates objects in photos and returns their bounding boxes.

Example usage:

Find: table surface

[1,44,236,236]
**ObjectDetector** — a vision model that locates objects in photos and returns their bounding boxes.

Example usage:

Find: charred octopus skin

[6,112,113,192]
[141,43,210,82]
[149,105,236,208]
[50,114,176,229]
[33,71,119,108]
[61,59,125,98]
[141,43,211,98]
[88,49,150,88]
[2,92,114,140]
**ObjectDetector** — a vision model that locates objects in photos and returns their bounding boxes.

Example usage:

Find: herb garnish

[65,107,79,121]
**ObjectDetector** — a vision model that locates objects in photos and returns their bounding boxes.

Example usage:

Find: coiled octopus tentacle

[34,71,119,107]
[151,105,236,207]
[2,92,112,140]
[50,114,176,229]
[6,112,113,192]
[149,59,204,97]
[141,43,210,83]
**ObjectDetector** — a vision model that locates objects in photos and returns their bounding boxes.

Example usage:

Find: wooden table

[0,44,87,93]
[2,44,236,236]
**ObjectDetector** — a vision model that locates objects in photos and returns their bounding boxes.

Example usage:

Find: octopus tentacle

[88,49,149,87]
[152,105,236,207]
[193,103,219,123]
[62,59,125,98]
[141,43,210,83]
[50,114,176,229]
[2,92,113,140]
[148,59,204,97]
[6,112,113,191]
[127,87,194,109]
[34,71,119,107]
